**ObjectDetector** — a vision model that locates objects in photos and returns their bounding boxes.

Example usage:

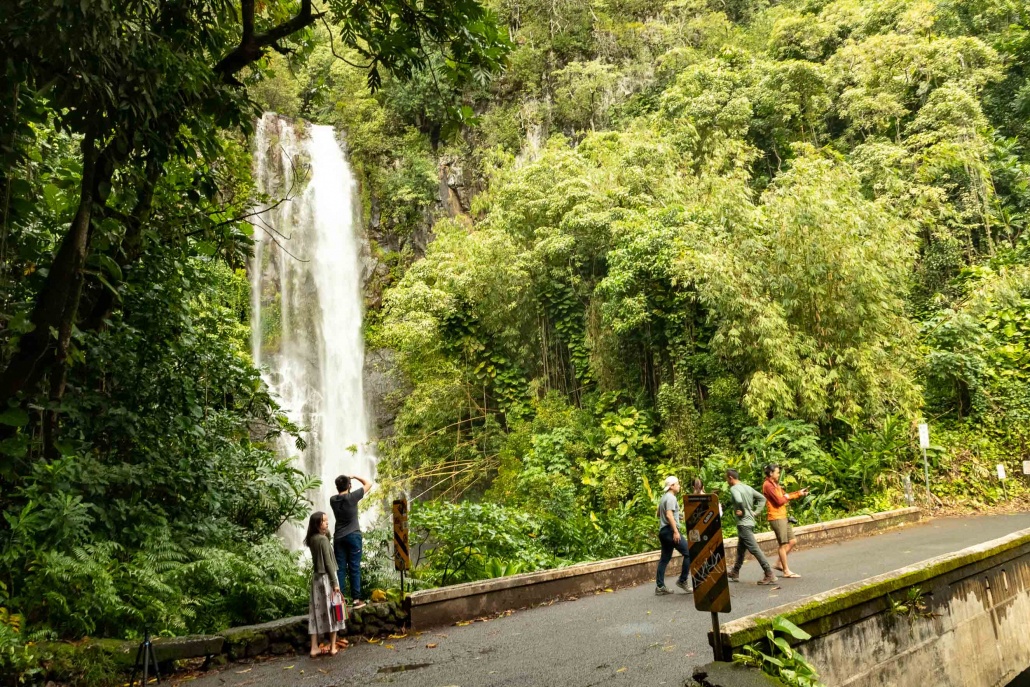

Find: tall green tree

[0,0,509,458]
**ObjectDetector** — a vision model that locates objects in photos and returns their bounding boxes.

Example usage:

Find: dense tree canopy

[4,0,1030,681]
[0,0,507,680]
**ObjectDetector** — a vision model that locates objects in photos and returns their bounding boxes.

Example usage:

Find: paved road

[182,513,1030,687]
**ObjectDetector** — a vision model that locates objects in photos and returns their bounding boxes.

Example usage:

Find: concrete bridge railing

[409,507,922,629]
[712,525,1030,687]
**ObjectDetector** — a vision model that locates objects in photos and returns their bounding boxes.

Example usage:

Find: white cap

[663,475,679,492]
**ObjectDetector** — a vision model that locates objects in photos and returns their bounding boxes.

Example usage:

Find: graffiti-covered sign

[393,499,410,572]
[684,493,731,614]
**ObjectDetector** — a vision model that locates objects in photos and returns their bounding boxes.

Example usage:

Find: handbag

[330,589,346,622]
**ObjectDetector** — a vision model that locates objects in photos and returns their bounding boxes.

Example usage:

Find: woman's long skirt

[308,572,346,636]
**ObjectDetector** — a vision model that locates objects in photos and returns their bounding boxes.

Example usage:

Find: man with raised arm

[330,474,374,609]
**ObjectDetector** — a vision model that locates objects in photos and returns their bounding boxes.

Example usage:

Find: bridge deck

[178,512,1030,687]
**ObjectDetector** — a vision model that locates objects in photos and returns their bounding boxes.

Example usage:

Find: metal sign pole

[922,446,930,500]
[918,423,930,502]
[711,612,723,661]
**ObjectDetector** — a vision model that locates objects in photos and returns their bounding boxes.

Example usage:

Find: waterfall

[249,113,376,549]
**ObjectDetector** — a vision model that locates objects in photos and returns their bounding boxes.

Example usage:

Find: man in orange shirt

[762,464,808,579]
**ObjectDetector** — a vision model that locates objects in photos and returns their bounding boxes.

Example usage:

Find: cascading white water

[250,113,376,549]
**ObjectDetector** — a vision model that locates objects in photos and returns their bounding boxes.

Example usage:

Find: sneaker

[758,572,778,585]
[675,579,692,593]
[352,599,367,609]
[727,570,740,583]
[655,585,674,596]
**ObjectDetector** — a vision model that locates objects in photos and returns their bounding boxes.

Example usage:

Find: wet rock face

[439,159,470,217]
[364,348,409,440]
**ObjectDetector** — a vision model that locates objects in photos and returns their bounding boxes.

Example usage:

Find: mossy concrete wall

[410,508,921,629]
[716,527,1030,687]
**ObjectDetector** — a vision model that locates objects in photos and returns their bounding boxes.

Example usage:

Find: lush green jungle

[4,0,1030,682]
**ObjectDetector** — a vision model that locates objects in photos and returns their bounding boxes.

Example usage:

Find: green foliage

[734,616,826,687]
[360,0,1030,593]
[409,501,557,586]
[0,0,510,652]
[8,0,1030,653]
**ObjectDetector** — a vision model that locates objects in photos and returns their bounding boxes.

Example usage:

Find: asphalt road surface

[180,513,1030,687]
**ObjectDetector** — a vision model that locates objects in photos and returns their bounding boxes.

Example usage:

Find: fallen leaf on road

[662,645,676,652]
[318,669,329,674]
[456,621,472,626]
[367,638,382,643]
[384,644,396,650]
[235,669,251,674]
[616,667,627,673]
[426,643,438,648]
[772,586,782,590]
[685,652,696,657]
[604,588,614,593]
[646,611,651,615]
[283,665,294,669]
[389,633,408,639]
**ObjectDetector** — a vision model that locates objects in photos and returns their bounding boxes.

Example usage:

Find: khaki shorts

[770,518,794,545]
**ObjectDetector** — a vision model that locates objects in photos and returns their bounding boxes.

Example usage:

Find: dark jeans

[733,525,772,574]
[656,526,690,588]
[334,531,363,601]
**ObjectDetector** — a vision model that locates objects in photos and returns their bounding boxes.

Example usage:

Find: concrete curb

[409,507,922,629]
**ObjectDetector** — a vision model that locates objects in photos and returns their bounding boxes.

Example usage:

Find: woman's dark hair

[304,511,326,548]
[335,475,351,493]
[764,464,780,477]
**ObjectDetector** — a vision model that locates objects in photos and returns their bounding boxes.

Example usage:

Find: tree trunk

[0,135,101,410]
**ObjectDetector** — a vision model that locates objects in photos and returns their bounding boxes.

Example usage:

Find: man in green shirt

[726,469,777,585]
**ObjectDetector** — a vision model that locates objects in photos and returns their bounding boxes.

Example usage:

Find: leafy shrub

[734,616,826,687]
[409,502,557,586]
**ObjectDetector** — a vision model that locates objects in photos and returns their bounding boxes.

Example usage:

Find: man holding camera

[762,464,807,579]
[330,474,374,609]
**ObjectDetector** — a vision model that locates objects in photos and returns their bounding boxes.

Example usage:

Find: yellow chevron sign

[393,499,410,572]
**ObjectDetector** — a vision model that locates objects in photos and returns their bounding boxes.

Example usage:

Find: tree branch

[214,0,324,83]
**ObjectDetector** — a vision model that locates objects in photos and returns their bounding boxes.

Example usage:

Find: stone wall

[40,600,409,680]
[716,527,1030,687]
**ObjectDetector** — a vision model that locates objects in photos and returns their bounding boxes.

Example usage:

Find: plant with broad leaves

[734,616,826,687]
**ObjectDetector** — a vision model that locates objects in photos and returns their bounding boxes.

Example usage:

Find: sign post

[997,464,1008,501]
[684,493,731,661]
[918,423,930,502]
[392,499,410,591]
